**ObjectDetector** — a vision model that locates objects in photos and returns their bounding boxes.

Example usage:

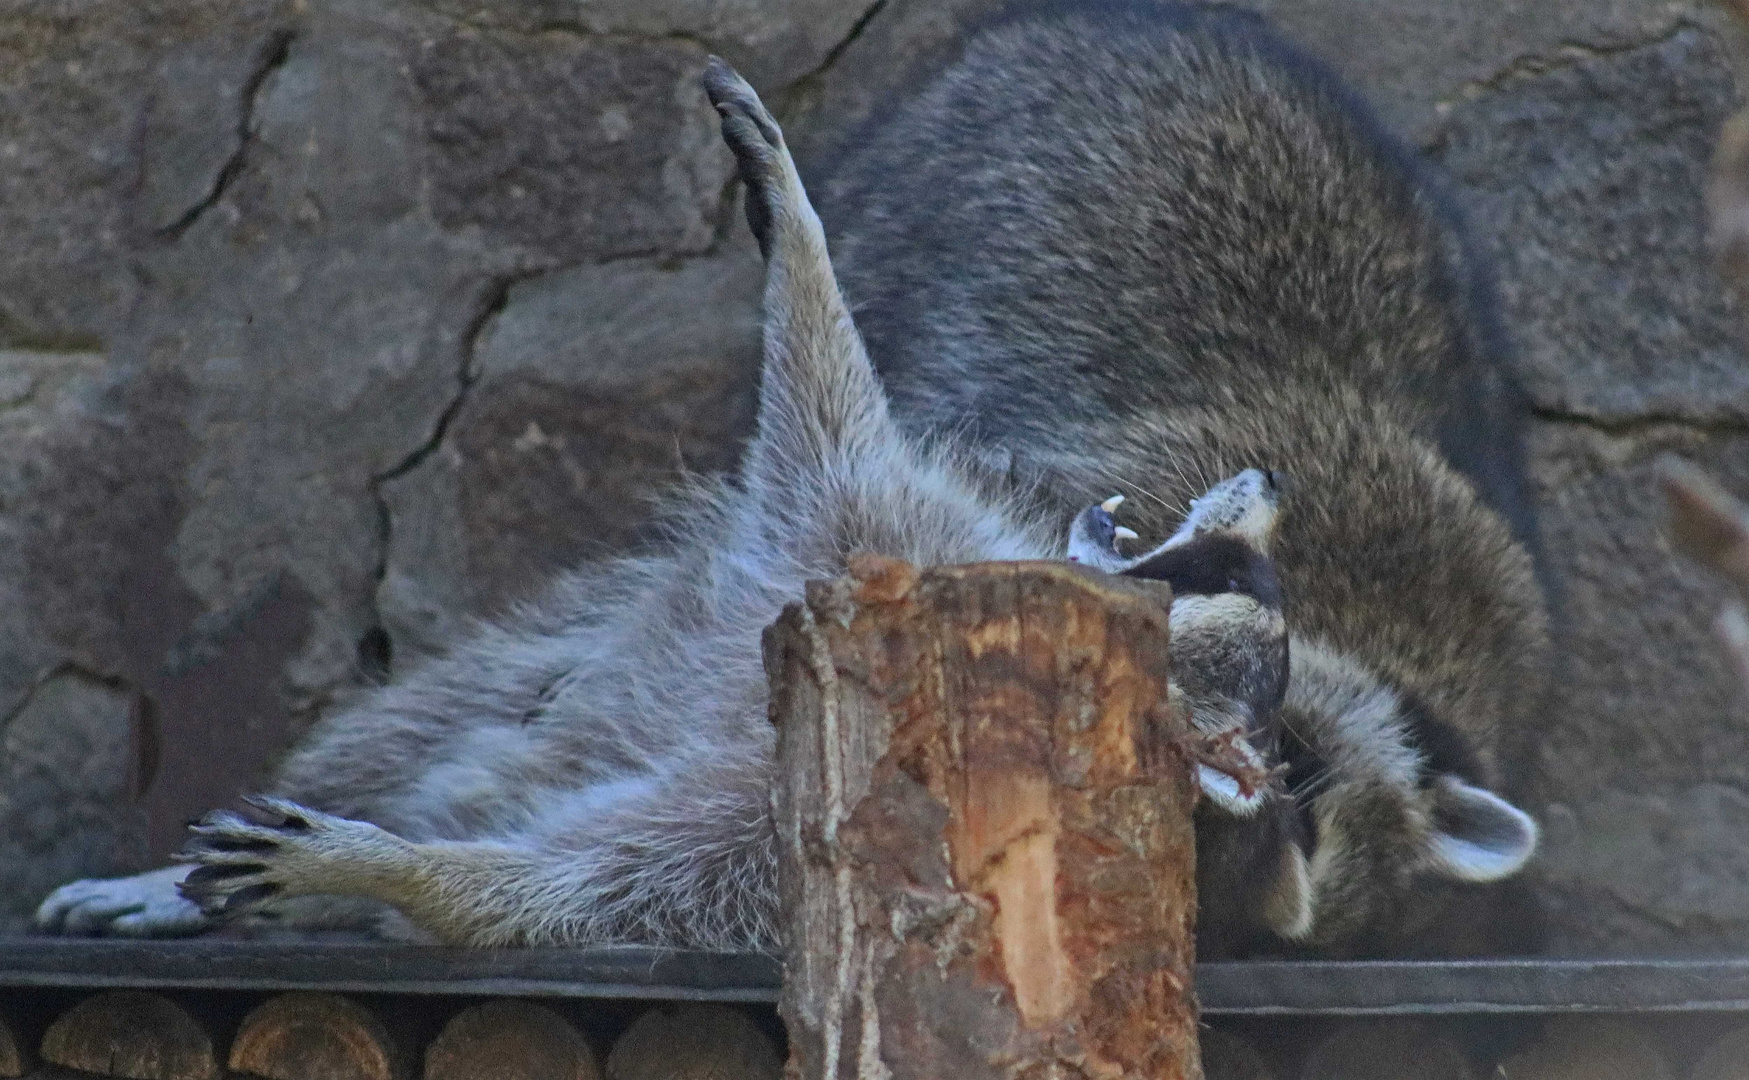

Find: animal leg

[703,59,902,490]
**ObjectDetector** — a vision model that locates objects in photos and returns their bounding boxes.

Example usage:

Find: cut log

[0,1011,28,1079]
[766,556,1201,1080]
[39,990,217,1080]
[1495,1017,1672,1080]
[228,992,401,1080]
[1298,1020,1472,1080]
[426,1001,599,1080]
[604,1004,781,1080]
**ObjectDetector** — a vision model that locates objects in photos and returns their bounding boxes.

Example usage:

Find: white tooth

[1113,526,1139,542]
[1100,495,1125,513]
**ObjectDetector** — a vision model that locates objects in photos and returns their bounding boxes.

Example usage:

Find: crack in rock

[1434,17,1698,114]
[156,27,295,242]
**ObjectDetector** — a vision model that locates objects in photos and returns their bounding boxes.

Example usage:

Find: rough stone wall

[0,0,1744,954]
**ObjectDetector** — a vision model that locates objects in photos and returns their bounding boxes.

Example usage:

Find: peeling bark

[766,556,1201,1080]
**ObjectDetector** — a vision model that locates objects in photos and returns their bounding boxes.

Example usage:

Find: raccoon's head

[1272,638,1539,954]
[1069,466,1538,956]
[1070,468,1310,948]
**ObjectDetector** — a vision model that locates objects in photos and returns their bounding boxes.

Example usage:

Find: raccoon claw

[174,796,346,919]
[1066,496,1138,571]
[703,57,785,260]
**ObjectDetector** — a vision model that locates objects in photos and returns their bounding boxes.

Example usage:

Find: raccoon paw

[176,796,398,919]
[33,865,211,937]
[1066,494,1141,571]
[703,57,786,260]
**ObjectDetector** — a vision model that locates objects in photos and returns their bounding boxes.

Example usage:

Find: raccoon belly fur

[816,1,1549,955]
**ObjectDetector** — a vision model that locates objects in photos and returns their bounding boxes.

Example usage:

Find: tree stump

[228,993,402,1080]
[605,1004,781,1080]
[40,991,217,1080]
[766,556,1202,1080]
[426,1001,600,1080]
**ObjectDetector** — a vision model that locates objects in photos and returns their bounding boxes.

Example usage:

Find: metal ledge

[5,939,1749,1014]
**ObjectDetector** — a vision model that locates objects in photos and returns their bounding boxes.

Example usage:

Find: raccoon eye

[1228,577,1241,592]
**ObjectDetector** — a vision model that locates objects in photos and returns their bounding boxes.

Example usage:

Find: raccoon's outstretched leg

[704,57,903,495]
[174,61,912,948]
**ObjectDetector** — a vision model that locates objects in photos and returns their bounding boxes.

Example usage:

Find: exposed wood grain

[425,1001,599,1080]
[767,557,1199,1080]
[39,991,217,1080]
[228,992,401,1080]
[604,1004,781,1080]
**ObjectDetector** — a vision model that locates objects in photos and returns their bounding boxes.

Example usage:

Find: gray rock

[0,0,291,348]
[0,670,144,926]
[413,27,733,262]
[1251,0,1698,141]
[379,233,763,657]
[405,0,879,89]
[1537,784,1749,946]
[1435,27,1749,425]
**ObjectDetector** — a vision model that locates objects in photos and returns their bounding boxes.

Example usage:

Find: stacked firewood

[0,993,779,1080]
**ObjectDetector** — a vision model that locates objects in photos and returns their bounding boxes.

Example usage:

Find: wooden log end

[40,991,217,1080]
[1496,1017,1673,1080]
[228,992,400,1080]
[425,1001,598,1080]
[605,1004,781,1080]
[772,561,1197,1080]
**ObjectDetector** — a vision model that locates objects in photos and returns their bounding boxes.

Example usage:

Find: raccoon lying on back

[36,59,1302,954]
[818,0,1548,954]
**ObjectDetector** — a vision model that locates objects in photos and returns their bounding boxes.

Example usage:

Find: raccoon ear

[1426,775,1538,882]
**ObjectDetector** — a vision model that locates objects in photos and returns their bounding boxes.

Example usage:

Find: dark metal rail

[5,939,1749,1015]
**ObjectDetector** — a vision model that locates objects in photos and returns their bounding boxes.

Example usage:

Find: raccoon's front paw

[1066,494,1141,571]
[703,57,787,259]
[177,796,401,919]
[34,865,211,937]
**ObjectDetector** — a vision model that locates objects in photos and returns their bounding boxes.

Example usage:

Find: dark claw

[186,834,278,854]
[241,794,309,830]
[222,883,282,913]
[181,864,264,892]
[702,56,780,261]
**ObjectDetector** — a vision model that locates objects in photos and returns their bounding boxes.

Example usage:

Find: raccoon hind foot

[703,58,786,261]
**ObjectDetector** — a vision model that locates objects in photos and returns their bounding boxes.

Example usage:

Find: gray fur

[37,58,1289,952]
[815,0,1548,955]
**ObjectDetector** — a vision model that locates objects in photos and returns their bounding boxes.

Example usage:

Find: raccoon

[34,61,1301,952]
[814,0,1547,954]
